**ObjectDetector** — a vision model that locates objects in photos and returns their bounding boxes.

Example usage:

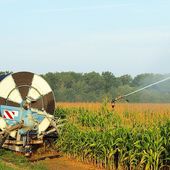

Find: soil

[42,156,104,170]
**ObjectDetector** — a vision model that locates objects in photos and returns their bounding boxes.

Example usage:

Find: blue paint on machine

[0,105,45,135]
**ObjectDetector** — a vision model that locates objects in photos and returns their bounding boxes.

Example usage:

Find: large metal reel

[0,72,55,114]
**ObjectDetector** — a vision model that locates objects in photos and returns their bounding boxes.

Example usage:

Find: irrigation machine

[0,71,59,156]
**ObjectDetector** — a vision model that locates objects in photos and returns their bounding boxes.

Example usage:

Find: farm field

[0,102,169,170]
[55,102,170,170]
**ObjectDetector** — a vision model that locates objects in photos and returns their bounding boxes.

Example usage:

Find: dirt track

[43,156,103,170]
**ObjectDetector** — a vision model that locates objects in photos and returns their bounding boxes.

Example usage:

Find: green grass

[0,162,14,170]
[0,149,47,170]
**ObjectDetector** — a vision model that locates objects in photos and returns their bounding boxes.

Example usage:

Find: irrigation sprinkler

[111,76,170,108]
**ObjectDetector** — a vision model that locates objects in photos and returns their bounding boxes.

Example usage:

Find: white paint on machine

[28,74,52,98]
[0,75,22,104]
[27,88,41,101]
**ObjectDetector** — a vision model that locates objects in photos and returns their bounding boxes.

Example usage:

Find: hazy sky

[0,0,170,76]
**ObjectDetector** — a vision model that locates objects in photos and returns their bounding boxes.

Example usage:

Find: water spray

[111,76,170,108]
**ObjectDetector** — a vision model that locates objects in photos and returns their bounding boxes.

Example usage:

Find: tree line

[0,71,170,102]
[42,72,170,103]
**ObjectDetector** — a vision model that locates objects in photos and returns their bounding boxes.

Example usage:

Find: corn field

[55,103,170,170]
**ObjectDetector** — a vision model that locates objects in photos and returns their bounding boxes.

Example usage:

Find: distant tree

[119,74,133,85]
[83,72,105,92]
[42,71,170,103]
[132,73,163,87]
[0,71,12,75]
[102,71,116,92]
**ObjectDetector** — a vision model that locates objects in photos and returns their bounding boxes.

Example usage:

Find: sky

[0,0,170,76]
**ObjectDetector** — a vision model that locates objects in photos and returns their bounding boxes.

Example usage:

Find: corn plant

[55,104,170,170]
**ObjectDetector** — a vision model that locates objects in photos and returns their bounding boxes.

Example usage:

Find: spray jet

[111,76,170,108]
